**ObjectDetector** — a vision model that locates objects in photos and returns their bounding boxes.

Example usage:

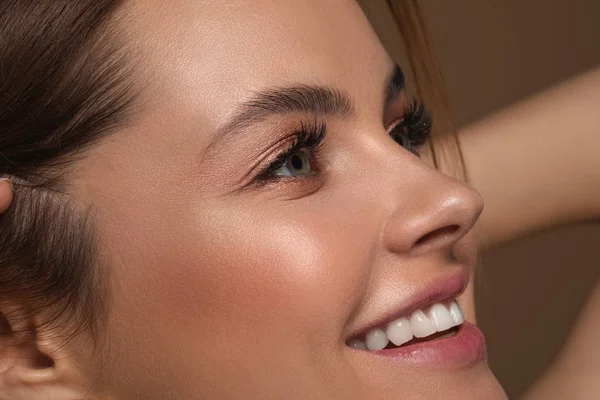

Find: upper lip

[346,268,469,340]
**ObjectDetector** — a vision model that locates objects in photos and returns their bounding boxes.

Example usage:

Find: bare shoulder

[459,67,600,249]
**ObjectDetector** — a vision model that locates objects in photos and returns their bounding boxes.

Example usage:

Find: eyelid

[383,90,407,128]
[386,118,404,135]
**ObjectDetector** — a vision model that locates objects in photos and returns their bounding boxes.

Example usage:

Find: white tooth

[386,318,413,346]
[365,329,389,351]
[449,301,465,326]
[409,309,436,338]
[347,339,368,350]
[429,303,455,332]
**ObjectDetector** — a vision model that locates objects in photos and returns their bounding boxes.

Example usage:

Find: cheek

[102,197,373,354]
[178,204,371,338]
[96,196,377,396]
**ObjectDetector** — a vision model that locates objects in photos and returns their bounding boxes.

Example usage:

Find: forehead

[127,0,391,126]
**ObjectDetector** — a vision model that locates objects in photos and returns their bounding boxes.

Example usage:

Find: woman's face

[72,0,505,398]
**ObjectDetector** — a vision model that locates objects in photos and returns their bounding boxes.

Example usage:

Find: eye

[253,120,326,184]
[273,149,313,177]
[388,99,432,155]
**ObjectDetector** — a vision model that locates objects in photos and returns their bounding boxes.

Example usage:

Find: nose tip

[383,182,484,255]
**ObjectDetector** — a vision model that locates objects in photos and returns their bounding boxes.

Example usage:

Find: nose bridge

[381,158,484,255]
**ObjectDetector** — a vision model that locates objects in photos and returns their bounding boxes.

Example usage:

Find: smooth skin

[0,0,598,399]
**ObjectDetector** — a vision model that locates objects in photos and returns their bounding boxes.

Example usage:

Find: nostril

[415,224,460,247]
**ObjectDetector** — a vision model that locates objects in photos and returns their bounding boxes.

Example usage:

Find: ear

[0,310,89,400]
[0,178,14,214]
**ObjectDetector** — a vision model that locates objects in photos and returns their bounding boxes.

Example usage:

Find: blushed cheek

[104,201,367,354]
[92,210,343,394]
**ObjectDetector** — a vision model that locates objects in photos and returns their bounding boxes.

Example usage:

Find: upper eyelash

[254,120,326,182]
[388,98,433,150]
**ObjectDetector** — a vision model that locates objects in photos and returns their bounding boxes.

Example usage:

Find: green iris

[274,150,312,177]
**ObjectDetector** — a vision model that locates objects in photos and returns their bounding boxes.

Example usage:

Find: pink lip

[348,267,469,340]
[371,323,486,366]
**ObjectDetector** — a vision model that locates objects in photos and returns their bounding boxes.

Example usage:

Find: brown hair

[0,0,136,344]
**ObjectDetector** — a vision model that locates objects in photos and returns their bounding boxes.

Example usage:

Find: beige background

[358,1,600,398]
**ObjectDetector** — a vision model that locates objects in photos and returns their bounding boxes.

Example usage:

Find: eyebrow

[211,64,405,147]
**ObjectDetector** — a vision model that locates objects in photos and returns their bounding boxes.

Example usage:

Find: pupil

[290,154,304,170]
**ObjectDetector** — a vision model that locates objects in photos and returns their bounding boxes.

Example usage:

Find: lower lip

[369,323,486,366]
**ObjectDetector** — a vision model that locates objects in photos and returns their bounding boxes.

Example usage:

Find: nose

[382,163,484,255]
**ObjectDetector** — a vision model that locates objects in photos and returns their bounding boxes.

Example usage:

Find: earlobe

[0,312,88,400]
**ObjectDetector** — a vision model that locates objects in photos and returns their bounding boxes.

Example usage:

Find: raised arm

[459,67,600,249]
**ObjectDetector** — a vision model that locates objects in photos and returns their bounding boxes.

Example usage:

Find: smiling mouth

[346,300,464,351]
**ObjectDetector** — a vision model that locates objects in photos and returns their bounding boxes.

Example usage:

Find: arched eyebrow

[211,64,405,148]
[214,85,355,144]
